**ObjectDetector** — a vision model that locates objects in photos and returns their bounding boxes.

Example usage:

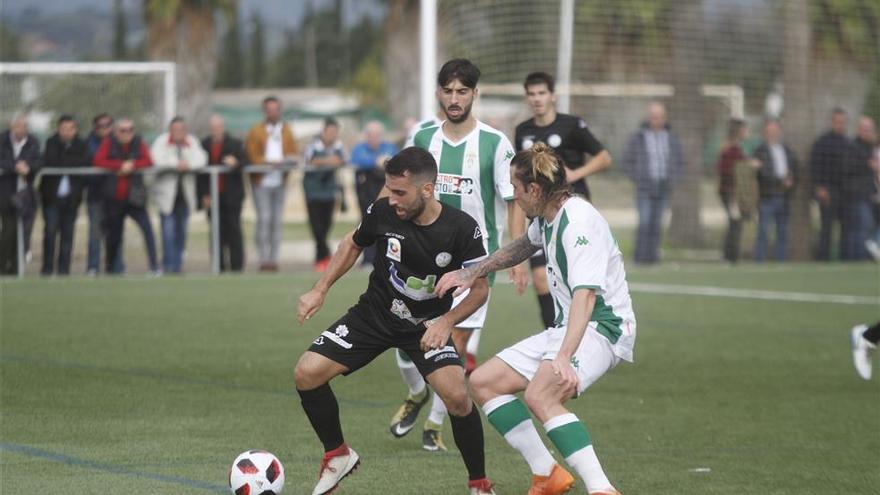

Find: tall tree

[783,0,814,261]
[248,12,266,87]
[667,1,706,248]
[216,7,244,88]
[144,0,233,135]
[0,23,21,61]
[113,0,127,60]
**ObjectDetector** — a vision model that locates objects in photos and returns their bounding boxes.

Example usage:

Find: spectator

[843,116,877,261]
[85,113,119,274]
[39,115,89,275]
[0,114,41,275]
[716,118,753,263]
[150,116,207,274]
[810,108,851,261]
[93,117,159,275]
[198,114,247,272]
[622,102,683,264]
[752,118,799,262]
[866,125,880,261]
[303,117,346,272]
[349,120,398,266]
[245,96,298,272]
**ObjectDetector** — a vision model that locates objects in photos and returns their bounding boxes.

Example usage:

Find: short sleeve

[527,218,543,247]
[494,135,516,200]
[562,220,608,291]
[570,119,605,156]
[352,199,384,247]
[459,218,488,268]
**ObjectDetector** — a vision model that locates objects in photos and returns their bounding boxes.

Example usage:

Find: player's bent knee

[293,354,324,390]
[468,367,493,403]
[443,392,473,417]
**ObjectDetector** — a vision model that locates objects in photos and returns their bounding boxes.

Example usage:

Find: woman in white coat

[150,117,207,273]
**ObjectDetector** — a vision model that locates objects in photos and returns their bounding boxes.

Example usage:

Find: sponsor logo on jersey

[436,173,475,196]
[391,298,414,320]
[386,237,402,262]
[389,264,439,301]
[435,252,452,267]
[548,133,562,148]
[575,236,589,247]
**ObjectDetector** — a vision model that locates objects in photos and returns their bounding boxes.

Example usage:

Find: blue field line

[0,353,392,409]
[0,442,228,493]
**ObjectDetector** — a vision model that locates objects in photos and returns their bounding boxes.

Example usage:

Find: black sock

[864,322,880,345]
[538,293,555,328]
[449,403,486,481]
[297,383,344,452]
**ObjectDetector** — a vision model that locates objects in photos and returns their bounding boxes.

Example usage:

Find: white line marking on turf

[629,283,879,306]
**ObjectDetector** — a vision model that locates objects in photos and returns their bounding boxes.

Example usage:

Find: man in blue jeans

[752,119,798,262]
[85,114,123,274]
[622,102,683,264]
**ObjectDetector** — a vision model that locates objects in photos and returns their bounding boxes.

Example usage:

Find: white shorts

[496,323,619,395]
[452,288,491,329]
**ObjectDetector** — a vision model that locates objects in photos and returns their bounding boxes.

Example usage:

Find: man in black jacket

[40,115,90,275]
[810,108,852,260]
[199,114,247,272]
[752,118,799,262]
[0,114,41,275]
[844,116,878,260]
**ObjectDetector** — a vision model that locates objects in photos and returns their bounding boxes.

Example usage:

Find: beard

[443,101,472,124]
[397,194,427,221]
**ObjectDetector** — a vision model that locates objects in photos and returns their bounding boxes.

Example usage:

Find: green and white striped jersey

[410,120,515,256]
[527,196,636,362]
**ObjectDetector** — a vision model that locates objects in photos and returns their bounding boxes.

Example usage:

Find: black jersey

[352,197,487,332]
[515,113,605,199]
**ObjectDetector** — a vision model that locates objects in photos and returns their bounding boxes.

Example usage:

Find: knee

[468,368,493,405]
[441,388,472,417]
[293,357,321,391]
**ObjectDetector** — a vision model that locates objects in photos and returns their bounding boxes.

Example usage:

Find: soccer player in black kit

[294,147,497,495]
[515,72,612,329]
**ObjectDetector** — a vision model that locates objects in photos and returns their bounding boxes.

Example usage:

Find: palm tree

[144,0,234,135]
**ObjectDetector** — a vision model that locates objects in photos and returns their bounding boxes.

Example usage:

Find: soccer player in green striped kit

[390,59,528,451]
[436,143,636,495]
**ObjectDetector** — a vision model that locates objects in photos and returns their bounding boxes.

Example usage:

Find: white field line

[629,282,879,306]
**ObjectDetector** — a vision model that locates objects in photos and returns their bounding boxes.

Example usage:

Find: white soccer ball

[229,450,285,495]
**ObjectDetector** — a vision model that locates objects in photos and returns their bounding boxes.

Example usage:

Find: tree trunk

[667,1,705,248]
[146,2,217,137]
[383,0,421,125]
[782,0,813,261]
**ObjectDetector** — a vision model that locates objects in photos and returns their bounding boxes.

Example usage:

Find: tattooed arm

[435,234,540,297]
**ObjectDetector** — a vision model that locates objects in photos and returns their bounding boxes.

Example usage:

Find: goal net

[0,62,176,140]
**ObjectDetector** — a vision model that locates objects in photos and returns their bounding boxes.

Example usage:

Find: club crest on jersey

[548,134,562,148]
[436,173,475,196]
[435,252,452,267]
[386,237,402,262]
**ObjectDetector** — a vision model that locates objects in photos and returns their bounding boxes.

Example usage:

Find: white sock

[465,327,482,355]
[544,413,612,492]
[483,395,555,476]
[426,391,448,426]
[396,350,426,396]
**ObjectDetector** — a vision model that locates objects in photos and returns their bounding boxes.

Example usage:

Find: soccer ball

[229,450,285,495]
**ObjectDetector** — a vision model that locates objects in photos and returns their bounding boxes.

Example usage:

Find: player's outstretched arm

[420,277,489,351]
[297,230,364,324]
[435,235,539,298]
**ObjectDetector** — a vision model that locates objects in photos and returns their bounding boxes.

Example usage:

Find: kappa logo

[473,226,483,239]
[504,149,514,161]
[570,356,580,369]
[386,237,402,262]
[575,236,589,247]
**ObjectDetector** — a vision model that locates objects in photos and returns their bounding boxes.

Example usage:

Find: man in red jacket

[93,118,159,275]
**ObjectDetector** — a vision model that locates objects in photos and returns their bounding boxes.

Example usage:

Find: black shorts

[529,250,547,269]
[307,304,462,377]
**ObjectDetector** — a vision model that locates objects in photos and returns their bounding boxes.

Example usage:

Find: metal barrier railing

[2,162,311,278]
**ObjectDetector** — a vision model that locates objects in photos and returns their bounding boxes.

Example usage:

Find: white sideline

[628,282,879,306]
